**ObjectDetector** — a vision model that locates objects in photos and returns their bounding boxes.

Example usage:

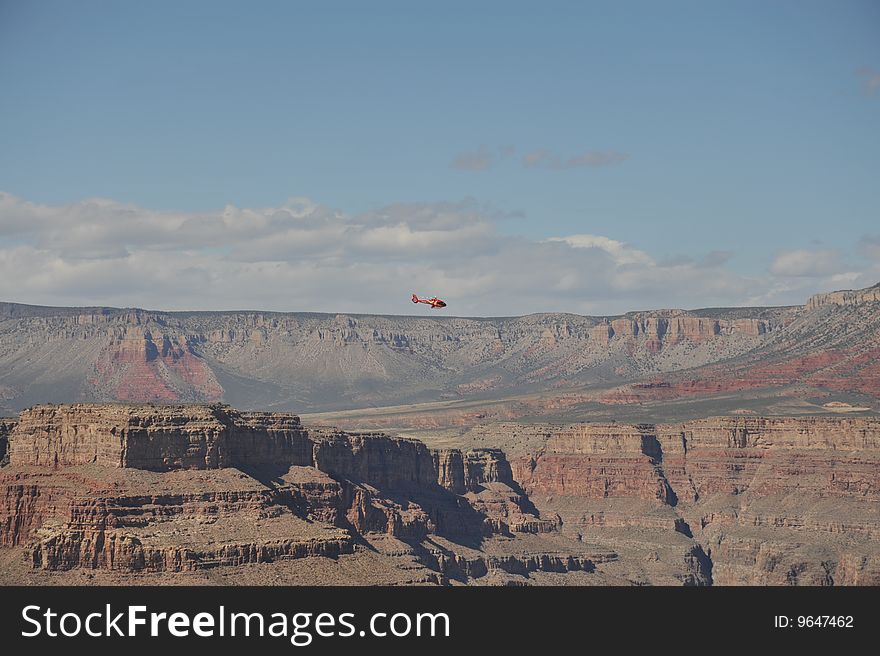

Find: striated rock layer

[806,282,880,309]
[3,282,880,425]
[0,296,797,413]
[505,416,880,585]
[1,405,877,585]
[1,404,607,584]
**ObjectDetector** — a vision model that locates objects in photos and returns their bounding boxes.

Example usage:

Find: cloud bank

[770,249,841,277]
[0,192,876,316]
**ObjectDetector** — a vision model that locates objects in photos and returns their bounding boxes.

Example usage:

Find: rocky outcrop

[433,448,514,494]
[806,283,880,309]
[8,404,312,470]
[310,429,437,490]
[30,530,353,573]
[505,416,880,585]
[513,417,880,503]
[0,404,562,580]
[7,405,519,491]
[424,547,611,581]
[512,424,676,503]
[9,404,231,469]
[601,314,771,351]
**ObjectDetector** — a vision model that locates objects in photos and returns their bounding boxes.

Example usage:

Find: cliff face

[1,404,589,584]
[598,316,769,353]
[7,404,498,490]
[92,327,223,403]
[507,417,880,585]
[433,448,514,494]
[512,424,675,502]
[806,283,880,309]
[8,404,311,470]
[514,417,880,501]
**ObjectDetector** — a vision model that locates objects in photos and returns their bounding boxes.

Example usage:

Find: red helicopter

[412,293,447,309]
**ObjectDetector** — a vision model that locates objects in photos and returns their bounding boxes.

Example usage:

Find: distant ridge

[0,282,878,417]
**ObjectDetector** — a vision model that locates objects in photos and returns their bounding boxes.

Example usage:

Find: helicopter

[411,293,447,309]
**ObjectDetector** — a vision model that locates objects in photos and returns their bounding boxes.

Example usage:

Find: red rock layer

[93,328,223,403]
[512,424,674,502]
[506,417,880,584]
[600,345,880,404]
[514,417,880,503]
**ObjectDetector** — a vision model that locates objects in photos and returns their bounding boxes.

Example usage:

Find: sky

[0,0,878,316]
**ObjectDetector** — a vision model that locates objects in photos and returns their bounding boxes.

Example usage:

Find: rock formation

[0,404,606,584]
[806,282,880,309]
[1,404,876,585]
[506,417,880,585]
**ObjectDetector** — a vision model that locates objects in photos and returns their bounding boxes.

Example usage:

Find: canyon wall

[1,404,575,583]
[508,417,880,585]
[0,298,797,414]
[5,281,879,427]
[6,404,506,491]
[1,405,877,585]
[7,404,312,470]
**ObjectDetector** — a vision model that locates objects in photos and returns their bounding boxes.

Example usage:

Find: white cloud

[0,191,874,315]
[769,249,841,277]
[544,234,654,266]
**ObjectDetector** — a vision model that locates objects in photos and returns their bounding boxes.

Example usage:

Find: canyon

[1,404,876,586]
[1,282,877,585]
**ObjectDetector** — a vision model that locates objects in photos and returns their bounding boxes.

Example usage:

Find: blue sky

[0,1,878,314]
